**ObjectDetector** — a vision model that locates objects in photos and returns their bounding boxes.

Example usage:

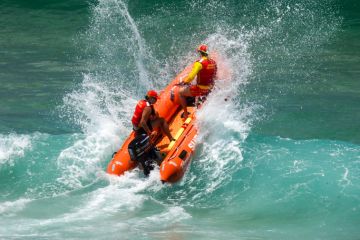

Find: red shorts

[189,85,211,96]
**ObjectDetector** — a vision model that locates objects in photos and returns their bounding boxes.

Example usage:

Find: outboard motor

[186,96,196,106]
[128,134,161,176]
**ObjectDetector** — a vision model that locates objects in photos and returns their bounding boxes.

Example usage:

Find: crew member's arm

[183,62,202,84]
[139,107,152,135]
[154,110,159,118]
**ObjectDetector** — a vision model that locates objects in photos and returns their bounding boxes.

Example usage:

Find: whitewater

[1,0,359,239]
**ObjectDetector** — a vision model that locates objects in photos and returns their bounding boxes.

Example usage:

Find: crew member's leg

[178,86,193,119]
[151,118,175,142]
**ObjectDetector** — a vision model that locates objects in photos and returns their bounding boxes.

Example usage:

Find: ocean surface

[1,0,359,239]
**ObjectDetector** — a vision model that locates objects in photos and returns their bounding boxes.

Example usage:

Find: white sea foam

[58,0,158,190]
[59,0,256,214]
[58,69,141,188]
[60,0,256,195]
[0,133,34,166]
[188,29,254,196]
[18,171,164,229]
[0,1,354,239]
[112,0,150,89]
[84,0,156,94]
[142,206,191,225]
[339,166,351,187]
[0,198,31,216]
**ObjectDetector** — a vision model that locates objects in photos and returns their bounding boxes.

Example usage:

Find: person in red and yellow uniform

[132,90,175,142]
[178,44,217,119]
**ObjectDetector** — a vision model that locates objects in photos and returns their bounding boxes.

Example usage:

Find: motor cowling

[128,134,161,176]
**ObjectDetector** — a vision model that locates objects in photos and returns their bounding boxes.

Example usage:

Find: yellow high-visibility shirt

[183,61,203,84]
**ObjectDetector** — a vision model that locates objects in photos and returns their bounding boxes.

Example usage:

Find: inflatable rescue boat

[106,56,218,183]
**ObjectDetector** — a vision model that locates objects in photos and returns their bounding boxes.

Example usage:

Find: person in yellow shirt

[178,44,217,119]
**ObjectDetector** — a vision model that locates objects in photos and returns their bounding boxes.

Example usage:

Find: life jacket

[197,58,217,86]
[131,100,154,127]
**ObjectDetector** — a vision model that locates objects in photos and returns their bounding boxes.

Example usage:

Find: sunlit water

[0,0,359,239]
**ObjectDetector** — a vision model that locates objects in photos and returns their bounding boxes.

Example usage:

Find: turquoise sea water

[1,0,359,239]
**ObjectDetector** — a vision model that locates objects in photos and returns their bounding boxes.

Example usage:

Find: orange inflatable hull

[107,55,219,183]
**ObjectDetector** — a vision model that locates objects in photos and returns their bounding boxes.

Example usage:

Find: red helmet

[146,90,160,99]
[197,44,208,54]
